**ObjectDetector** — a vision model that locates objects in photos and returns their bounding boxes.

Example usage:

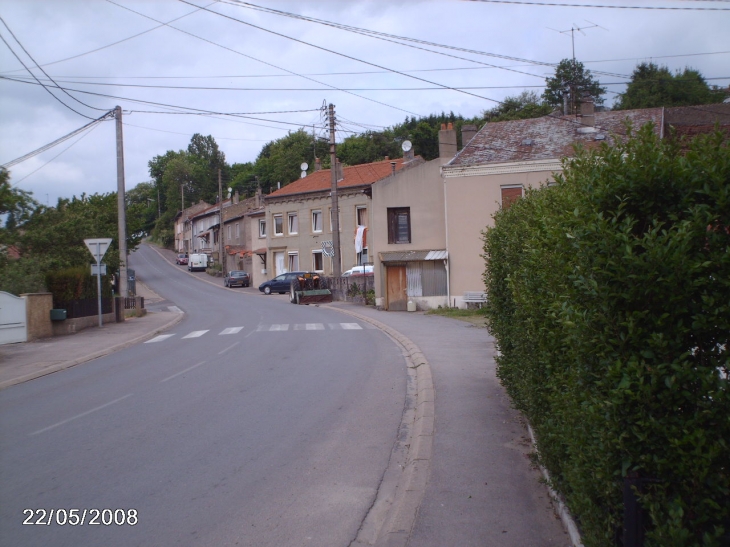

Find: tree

[482,91,552,122]
[543,59,606,114]
[0,167,37,238]
[614,62,723,110]
[254,129,324,194]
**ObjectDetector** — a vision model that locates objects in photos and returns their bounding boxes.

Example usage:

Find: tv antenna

[548,21,604,64]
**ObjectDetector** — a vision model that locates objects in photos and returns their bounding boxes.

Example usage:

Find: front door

[386,265,407,311]
[274,252,285,276]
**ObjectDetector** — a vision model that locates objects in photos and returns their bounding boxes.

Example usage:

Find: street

[0,245,407,547]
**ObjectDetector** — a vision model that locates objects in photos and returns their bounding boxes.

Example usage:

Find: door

[274,252,285,276]
[0,291,28,344]
[386,265,407,311]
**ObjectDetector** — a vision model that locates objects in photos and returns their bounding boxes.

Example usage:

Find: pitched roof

[446,108,663,168]
[266,157,422,199]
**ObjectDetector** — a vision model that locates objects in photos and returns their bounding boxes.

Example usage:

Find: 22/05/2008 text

[22,508,138,526]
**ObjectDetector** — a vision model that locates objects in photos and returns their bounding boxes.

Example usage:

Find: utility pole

[218,168,224,274]
[328,103,342,277]
[115,106,128,297]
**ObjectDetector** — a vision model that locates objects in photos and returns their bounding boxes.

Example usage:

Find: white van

[188,253,208,272]
[342,265,373,277]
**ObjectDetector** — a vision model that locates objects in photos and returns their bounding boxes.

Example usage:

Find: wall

[444,168,556,306]
[22,293,53,341]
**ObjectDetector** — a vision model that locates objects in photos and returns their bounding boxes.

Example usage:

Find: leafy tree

[187,133,228,203]
[614,62,723,110]
[254,129,326,194]
[230,162,258,198]
[482,90,553,122]
[543,58,606,114]
[0,167,37,238]
[126,181,158,238]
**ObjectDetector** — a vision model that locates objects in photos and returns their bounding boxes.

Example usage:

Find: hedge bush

[483,124,729,546]
[45,266,113,306]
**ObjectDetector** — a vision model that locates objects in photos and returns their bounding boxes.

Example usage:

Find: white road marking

[340,323,362,330]
[146,334,175,343]
[219,327,244,335]
[294,323,325,330]
[269,324,289,331]
[182,330,209,339]
[168,306,183,313]
[218,341,240,355]
[161,361,207,383]
[30,394,133,436]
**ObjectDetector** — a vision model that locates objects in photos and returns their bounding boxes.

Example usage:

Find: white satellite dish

[401,140,412,152]
[300,162,309,171]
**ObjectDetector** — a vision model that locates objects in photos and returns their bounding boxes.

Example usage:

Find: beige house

[174,200,211,254]
[263,156,423,279]
[220,192,260,274]
[442,102,664,307]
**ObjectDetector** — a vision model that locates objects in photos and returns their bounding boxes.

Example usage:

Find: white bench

[463,291,487,308]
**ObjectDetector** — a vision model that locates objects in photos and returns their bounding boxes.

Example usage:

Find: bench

[463,291,487,308]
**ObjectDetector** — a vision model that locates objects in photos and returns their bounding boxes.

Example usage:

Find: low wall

[51,310,118,336]
[21,293,53,341]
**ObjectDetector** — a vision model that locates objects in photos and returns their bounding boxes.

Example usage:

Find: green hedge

[482,124,729,546]
[45,266,113,306]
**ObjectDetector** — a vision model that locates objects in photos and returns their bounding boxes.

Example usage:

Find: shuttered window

[501,186,523,209]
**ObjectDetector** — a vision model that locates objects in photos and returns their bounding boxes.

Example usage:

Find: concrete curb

[325,305,434,547]
[0,312,184,391]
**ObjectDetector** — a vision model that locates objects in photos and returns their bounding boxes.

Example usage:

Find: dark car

[258,272,309,295]
[224,270,251,288]
[176,253,188,265]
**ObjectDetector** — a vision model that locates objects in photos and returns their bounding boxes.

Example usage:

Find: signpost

[84,238,113,327]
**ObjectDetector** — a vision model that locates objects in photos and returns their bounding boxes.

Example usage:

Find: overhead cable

[461,0,730,10]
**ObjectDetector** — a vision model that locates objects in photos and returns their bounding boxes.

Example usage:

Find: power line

[2,109,114,169]
[461,0,730,9]
[106,0,423,117]
[121,121,271,141]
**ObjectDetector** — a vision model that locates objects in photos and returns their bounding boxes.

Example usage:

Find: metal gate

[0,291,28,345]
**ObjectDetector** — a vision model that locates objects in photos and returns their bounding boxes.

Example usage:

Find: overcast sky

[1,0,728,207]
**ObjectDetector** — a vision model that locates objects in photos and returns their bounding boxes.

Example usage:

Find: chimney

[390,161,397,176]
[384,155,389,161]
[580,94,595,127]
[315,157,321,171]
[255,186,262,208]
[461,124,477,148]
[439,122,457,160]
[277,181,281,190]
[233,190,239,205]
[335,158,344,182]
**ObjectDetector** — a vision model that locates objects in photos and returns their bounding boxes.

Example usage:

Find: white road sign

[84,238,113,263]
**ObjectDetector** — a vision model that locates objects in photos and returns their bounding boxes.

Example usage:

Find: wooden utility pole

[115,106,128,297]
[328,104,342,277]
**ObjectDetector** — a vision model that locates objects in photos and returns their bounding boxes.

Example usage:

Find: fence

[324,276,375,305]
[55,298,112,319]
[124,296,145,310]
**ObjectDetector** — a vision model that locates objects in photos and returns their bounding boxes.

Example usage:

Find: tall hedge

[45,266,113,306]
[483,124,729,546]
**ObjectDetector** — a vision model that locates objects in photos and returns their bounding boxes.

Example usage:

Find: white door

[0,291,28,344]
[274,252,285,276]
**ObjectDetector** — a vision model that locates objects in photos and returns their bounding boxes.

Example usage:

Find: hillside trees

[614,62,724,110]
[482,91,553,122]
[543,58,606,114]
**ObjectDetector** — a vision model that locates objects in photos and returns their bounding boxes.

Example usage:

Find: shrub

[483,125,729,546]
[45,266,113,306]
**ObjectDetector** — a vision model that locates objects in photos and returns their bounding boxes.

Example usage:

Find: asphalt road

[0,245,407,547]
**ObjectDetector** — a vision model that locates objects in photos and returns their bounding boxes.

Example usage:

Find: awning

[379,250,448,263]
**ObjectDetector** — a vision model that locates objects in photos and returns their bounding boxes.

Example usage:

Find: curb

[0,312,185,391]
[325,305,434,547]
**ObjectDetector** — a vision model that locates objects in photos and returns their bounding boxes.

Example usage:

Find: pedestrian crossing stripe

[219,327,244,335]
[147,323,367,343]
[182,330,209,339]
[294,323,325,330]
[146,334,175,343]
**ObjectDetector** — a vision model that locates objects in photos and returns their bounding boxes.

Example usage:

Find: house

[262,155,423,278]
[441,100,730,308]
[370,125,463,310]
[220,189,267,285]
[174,200,211,254]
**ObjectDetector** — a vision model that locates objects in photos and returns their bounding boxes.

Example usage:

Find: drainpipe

[443,168,451,308]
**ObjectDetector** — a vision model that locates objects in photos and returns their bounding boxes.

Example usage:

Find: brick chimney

[255,186,262,208]
[580,94,595,127]
[439,122,457,159]
[461,124,477,148]
[335,158,344,182]
[390,161,397,176]
[315,157,321,171]
[233,190,239,205]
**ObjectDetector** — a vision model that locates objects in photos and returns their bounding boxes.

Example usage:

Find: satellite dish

[401,140,412,152]
[228,187,233,193]
[300,162,309,171]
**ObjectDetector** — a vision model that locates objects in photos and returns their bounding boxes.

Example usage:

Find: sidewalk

[0,282,183,390]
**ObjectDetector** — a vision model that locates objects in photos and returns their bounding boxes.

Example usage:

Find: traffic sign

[84,238,113,264]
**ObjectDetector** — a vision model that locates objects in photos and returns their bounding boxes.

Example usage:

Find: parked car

[176,253,188,265]
[259,272,310,295]
[342,265,373,277]
[224,270,250,288]
[188,253,208,272]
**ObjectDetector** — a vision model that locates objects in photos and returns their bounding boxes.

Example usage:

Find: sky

[1,0,728,207]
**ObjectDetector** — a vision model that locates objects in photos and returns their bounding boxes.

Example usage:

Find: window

[227,225,232,240]
[259,219,266,238]
[312,210,322,233]
[274,214,283,236]
[312,250,323,272]
[236,223,240,238]
[288,212,298,234]
[356,206,368,228]
[501,185,523,209]
[387,207,411,244]
[288,252,299,272]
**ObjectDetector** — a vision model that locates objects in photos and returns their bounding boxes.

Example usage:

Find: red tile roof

[266,157,421,198]
[447,108,664,167]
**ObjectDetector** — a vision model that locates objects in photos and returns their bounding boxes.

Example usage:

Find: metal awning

[379,250,448,262]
